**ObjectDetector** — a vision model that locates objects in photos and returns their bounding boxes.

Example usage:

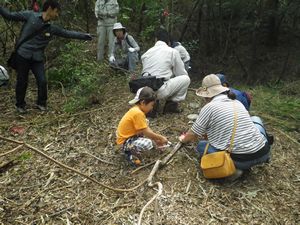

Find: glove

[84,34,92,41]
[109,55,116,63]
[128,47,135,53]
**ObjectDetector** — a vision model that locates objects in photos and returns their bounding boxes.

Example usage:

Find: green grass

[243,84,300,131]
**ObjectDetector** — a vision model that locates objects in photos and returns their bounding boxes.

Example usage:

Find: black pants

[15,54,47,107]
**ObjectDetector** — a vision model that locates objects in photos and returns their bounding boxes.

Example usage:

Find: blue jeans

[15,54,47,107]
[110,52,138,72]
[196,116,271,170]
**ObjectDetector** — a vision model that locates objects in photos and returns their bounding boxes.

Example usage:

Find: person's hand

[109,55,115,63]
[128,47,135,53]
[84,34,92,41]
[156,136,168,146]
[179,132,186,143]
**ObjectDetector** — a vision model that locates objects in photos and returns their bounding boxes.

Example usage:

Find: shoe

[125,151,142,167]
[36,104,47,111]
[146,100,159,118]
[227,169,244,181]
[16,106,27,114]
[163,101,182,114]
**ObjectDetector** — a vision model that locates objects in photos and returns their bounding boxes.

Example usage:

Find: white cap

[128,87,144,105]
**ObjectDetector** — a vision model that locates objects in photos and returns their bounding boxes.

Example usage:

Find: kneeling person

[109,22,139,72]
[116,87,168,166]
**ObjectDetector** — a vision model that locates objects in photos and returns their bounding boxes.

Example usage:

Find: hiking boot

[36,104,47,111]
[163,100,182,114]
[16,106,27,114]
[146,100,159,118]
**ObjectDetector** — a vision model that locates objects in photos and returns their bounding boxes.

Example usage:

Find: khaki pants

[97,19,116,61]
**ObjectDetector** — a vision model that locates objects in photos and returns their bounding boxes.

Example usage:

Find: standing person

[179,74,271,180]
[171,40,191,72]
[116,87,168,166]
[95,0,119,62]
[0,0,93,113]
[109,22,140,72]
[141,28,190,116]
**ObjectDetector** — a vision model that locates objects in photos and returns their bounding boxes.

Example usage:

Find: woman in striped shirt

[179,74,271,179]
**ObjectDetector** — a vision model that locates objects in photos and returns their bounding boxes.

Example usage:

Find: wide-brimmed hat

[128,86,156,105]
[196,74,229,98]
[113,22,126,35]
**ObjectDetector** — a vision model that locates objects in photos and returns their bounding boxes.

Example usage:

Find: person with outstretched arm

[0,0,92,113]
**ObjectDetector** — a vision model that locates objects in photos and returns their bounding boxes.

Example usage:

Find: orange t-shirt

[116,106,148,145]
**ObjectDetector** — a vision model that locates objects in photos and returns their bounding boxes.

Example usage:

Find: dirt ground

[0,75,299,225]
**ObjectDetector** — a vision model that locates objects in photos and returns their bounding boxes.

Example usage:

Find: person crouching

[116,87,168,166]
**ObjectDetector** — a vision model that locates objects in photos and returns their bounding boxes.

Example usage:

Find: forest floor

[0,71,299,225]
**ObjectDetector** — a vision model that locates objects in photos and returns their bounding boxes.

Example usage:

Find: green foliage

[48,42,111,112]
[248,84,300,132]
[18,152,32,161]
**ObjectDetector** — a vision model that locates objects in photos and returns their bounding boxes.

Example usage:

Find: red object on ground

[9,126,26,135]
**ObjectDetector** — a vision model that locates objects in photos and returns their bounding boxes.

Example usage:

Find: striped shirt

[191,95,266,154]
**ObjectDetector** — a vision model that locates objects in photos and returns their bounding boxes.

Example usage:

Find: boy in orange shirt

[116,87,168,166]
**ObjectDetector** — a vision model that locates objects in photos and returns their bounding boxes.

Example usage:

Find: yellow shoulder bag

[200,103,237,179]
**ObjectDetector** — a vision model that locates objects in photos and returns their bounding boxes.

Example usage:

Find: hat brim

[196,85,229,98]
[128,98,139,105]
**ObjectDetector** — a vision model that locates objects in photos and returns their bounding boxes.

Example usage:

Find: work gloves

[84,34,93,41]
[128,47,135,53]
[109,55,116,63]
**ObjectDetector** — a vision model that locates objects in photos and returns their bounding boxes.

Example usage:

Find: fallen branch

[0,144,24,157]
[84,151,117,166]
[0,135,146,192]
[138,142,182,225]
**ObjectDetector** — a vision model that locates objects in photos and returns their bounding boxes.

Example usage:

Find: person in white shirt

[171,40,191,72]
[141,29,190,115]
[95,0,119,62]
[179,74,271,180]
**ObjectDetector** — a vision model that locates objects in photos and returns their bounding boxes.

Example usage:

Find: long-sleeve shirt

[141,41,188,80]
[174,43,190,63]
[111,33,140,59]
[95,0,119,19]
[0,7,90,61]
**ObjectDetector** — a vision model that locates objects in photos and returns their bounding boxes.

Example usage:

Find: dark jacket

[0,7,90,61]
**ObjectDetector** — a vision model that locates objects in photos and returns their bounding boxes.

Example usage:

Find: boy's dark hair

[155,28,170,45]
[42,0,61,12]
[137,87,156,104]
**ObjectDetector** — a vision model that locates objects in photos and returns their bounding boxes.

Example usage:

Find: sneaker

[36,104,47,111]
[16,106,27,114]
[125,151,142,167]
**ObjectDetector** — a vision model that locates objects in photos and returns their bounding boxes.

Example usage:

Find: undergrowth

[47,42,127,113]
[244,83,300,132]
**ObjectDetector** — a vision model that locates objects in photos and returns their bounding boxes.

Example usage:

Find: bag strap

[125,35,134,48]
[228,102,238,153]
[15,24,49,51]
[203,102,238,155]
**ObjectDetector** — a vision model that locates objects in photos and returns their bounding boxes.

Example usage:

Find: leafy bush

[47,42,113,112]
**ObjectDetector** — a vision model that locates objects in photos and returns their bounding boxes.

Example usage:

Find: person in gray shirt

[0,0,92,113]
